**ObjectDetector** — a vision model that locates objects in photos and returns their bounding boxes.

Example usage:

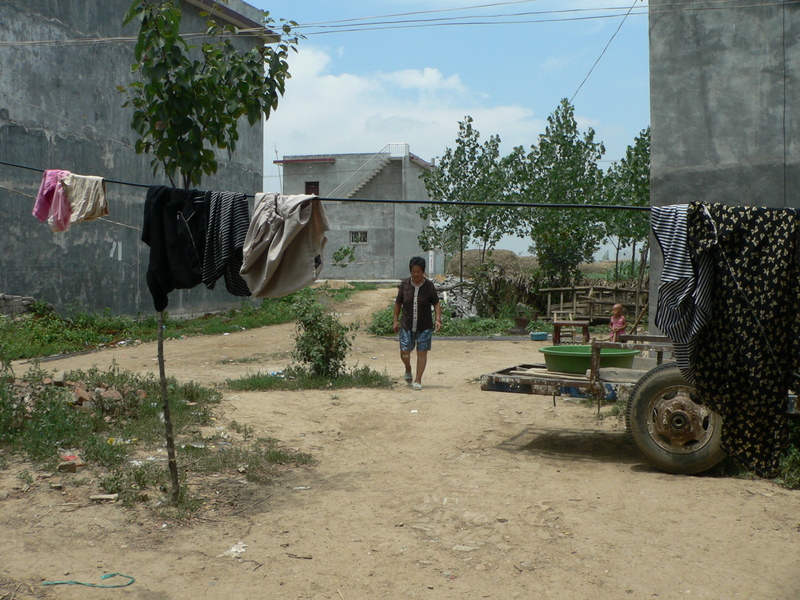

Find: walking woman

[393,256,442,390]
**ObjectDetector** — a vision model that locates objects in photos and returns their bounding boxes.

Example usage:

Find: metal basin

[539,344,639,374]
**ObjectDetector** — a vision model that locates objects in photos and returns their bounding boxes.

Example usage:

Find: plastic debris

[219,542,247,557]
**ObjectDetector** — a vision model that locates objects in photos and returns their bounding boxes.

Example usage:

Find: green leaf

[122,0,299,187]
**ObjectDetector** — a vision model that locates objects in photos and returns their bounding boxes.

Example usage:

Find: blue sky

[248,0,650,256]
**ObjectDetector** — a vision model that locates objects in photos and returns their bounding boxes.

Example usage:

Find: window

[305,181,320,195]
[349,231,368,245]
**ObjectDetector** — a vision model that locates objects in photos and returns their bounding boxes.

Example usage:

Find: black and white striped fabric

[202,190,252,297]
[651,204,714,382]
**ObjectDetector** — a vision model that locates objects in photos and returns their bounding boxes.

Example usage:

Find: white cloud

[378,67,464,93]
[263,46,547,186]
[540,55,573,73]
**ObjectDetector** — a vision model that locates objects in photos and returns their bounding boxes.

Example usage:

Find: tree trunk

[459,218,465,282]
[158,311,181,504]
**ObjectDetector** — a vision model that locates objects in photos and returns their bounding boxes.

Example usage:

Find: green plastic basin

[539,345,639,374]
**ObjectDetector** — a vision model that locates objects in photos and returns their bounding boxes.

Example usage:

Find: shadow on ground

[498,427,641,465]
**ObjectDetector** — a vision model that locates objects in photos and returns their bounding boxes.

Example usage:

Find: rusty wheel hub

[650,388,712,449]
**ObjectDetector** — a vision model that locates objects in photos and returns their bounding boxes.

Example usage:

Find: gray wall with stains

[0,0,266,317]
[649,0,800,315]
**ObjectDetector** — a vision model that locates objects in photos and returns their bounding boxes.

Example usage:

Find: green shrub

[367,306,395,336]
[440,315,514,336]
[292,290,356,378]
[19,387,100,462]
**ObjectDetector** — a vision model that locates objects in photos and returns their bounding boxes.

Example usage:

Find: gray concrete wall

[648,0,800,322]
[0,0,266,317]
[650,0,798,209]
[279,152,434,279]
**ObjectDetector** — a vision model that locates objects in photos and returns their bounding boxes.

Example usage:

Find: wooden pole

[630,301,649,335]
[157,311,181,504]
[634,241,649,333]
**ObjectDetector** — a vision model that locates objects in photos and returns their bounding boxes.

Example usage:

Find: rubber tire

[626,362,725,475]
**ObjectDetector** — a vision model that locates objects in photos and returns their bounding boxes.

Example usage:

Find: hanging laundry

[61,174,108,224]
[650,204,714,382]
[202,191,251,298]
[32,169,72,232]
[239,193,329,298]
[141,186,207,312]
[683,202,800,477]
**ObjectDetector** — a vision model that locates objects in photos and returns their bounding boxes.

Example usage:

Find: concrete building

[0,0,267,316]
[275,143,440,280]
[648,0,800,307]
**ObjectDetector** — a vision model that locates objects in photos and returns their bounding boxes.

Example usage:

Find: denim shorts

[399,328,433,352]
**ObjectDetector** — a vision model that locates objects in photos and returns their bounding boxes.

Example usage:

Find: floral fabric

[687,202,800,477]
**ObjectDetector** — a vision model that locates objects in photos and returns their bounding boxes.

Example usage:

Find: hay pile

[446,249,522,276]
[444,251,620,278]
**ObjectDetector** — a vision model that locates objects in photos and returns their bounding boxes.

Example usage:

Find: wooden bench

[552,320,591,344]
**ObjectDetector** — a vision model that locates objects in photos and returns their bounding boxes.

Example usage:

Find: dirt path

[2,288,799,600]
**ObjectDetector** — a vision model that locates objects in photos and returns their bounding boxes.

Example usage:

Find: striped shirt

[202,191,252,297]
[651,204,714,382]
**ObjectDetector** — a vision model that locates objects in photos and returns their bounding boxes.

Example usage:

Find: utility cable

[570,0,640,103]
[2,1,798,45]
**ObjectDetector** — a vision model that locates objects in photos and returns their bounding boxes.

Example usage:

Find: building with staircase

[275,143,440,279]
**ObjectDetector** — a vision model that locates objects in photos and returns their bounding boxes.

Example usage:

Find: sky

[248,0,651,256]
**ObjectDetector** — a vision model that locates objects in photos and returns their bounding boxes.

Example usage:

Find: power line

[570,0,641,103]
[296,0,552,26]
[300,5,643,31]
[2,1,797,46]
[282,0,798,36]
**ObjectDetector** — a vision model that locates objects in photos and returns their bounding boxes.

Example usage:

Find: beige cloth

[239,193,329,298]
[61,174,108,224]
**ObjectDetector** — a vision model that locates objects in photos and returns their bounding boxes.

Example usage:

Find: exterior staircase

[329,147,393,199]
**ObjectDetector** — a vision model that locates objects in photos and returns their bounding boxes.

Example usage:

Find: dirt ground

[2,287,799,600]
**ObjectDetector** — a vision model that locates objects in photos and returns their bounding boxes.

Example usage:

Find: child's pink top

[610,314,626,342]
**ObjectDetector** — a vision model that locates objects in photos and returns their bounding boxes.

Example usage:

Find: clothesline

[0,159,652,211]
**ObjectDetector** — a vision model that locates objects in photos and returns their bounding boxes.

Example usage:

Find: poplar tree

[508,99,606,284]
[603,127,651,279]
[419,116,510,277]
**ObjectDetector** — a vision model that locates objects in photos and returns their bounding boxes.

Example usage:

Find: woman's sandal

[404,373,413,384]
[412,382,422,390]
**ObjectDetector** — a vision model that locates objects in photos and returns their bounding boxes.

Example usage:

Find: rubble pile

[435,275,478,318]
[0,293,37,318]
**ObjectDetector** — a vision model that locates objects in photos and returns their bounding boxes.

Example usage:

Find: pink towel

[32,169,72,232]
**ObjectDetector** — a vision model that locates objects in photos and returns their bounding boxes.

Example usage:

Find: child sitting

[609,303,627,342]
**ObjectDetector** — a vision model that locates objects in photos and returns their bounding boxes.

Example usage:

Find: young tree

[120,0,299,503]
[419,116,510,277]
[508,99,606,284]
[121,0,299,188]
[603,127,651,279]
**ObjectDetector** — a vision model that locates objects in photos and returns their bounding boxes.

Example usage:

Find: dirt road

[2,288,799,600]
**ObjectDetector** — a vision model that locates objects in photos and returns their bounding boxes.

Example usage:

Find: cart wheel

[625,362,725,474]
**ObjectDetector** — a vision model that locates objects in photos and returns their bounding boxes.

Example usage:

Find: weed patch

[367,305,540,337]
[226,365,393,392]
[0,367,310,516]
[0,293,306,361]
